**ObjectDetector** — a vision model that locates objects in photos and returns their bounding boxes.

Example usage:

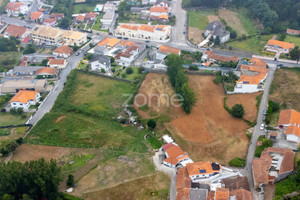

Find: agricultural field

[26,71,148,152]
[81,172,170,200]
[284,35,300,47]
[269,68,300,124]
[0,52,22,72]
[136,73,250,164]
[227,34,273,54]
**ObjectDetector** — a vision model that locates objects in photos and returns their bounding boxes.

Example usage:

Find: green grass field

[92,13,103,31]
[237,11,257,36]
[188,11,213,30]
[227,35,273,53]
[0,52,22,72]
[284,35,300,47]
[0,113,30,126]
[73,3,95,14]
[26,71,148,152]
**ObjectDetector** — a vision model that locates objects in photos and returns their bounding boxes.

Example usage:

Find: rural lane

[242,64,277,199]
[27,43,92,126]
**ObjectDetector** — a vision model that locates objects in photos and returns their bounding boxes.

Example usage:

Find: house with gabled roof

[53,46,73,58]
[30,12,44,23]
[186,161,222,183]
[161,142,193,168]
[267,39,295,53]
[204,21,230,44]
[5,2,28,17]
[252,147,295,188]
[10,90,40,110]
[156,45,181,60]
[48,59,66,69]
[278,109,300,142]
[286,29,300,36]
[4,24,28,39]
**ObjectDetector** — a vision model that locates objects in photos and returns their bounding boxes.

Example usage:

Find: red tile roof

[43,18,56,24]
[249,57,267,68]
[30,12,43,20]
[176,188,190,200]
[139,25,156,32]
[10,90,38,104]
[230,189,253,200]
[85,12,97,19]
[206,51,239,63]
[287,29,300,35]
[150,6,169,13]
[5,2,24,12]
[53,46,73,55]
[22,37,30,44]
[215,188,229,200]
[162,143,189,165]
[176,167,191,190]
[186,161,221,176]
[268,39,295,50]
[50,13,64,19]
[278,109,300,137]
[5,24,27,38]
[49,59,65,65]
[35,67,57,75]
[76,15,85,22]
[159,45,181,55]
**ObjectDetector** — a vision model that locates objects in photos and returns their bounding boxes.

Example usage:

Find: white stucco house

[10,90,40,110]
[5,2,28,17]
[90,55,111,71]
[278,109,300,143]
[186,161,222,183]
[204,21,230,44]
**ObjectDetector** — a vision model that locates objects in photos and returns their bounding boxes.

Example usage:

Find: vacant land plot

[26,71,148,152]
[284,35,300,47]
[226,92,262,122]
[219,9,247,37]
[236,10,257,36]
[188,27,203,44]
[0,113,31,126]
[188,11,214,30]
[73,3,95,14]
[81,172,170,200]
[136,74,250,164]
[92,13,103,31]
[269,68,300,111]
[0,52,22,71]
[227,34,273,53]
[74,152,155,195]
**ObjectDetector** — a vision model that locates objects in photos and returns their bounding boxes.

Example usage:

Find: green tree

[23,44,36,54]
[214,36,221,45]
[87,54,93,61]
[147,119,156,130]
[101,68,105,73]
[41,59,48,66]
[66,174,74,187]
[138,67,145,74]
[290,46,300,61]
[231,104,245,118]
[126,67,133,74]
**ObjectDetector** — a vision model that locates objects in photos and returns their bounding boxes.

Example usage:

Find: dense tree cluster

[183,0,300,31]
[0,159,61,200]
[52,0,73,29]
[0,36,20,52]
[166,54,196,114]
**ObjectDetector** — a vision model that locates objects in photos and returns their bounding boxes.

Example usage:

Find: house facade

[48,59,66,69]
[4,24,28,39]
[204,21,230,44]
[34,67,57,79]
[278,109,300,142]
[10,90,40,110]
[30,12,44,22]
[5,2,28,17]
[267,39,295,53]
[53,46,73,58]
[31,25,64,46]
[186,162,222,183]
[161,143,193,168]
[62,30,87,46]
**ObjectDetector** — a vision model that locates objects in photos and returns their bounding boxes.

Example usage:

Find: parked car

[260,124,265,130]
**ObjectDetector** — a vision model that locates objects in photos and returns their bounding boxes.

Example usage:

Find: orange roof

[237,72,267,85]
[230,189,253,200]
[186,161,221,176]
[49,59,65,65]
[53,46,73,55]
[176,167,191,190]
[278,109,300,125]
[120,24,139,31]
[76,15,85,22]
[30,12,43,20]
[159,14,169,20]
[249,57,267,68]
[43,18,56,24]
[268,39,295,50]
[5,2,24,11]
[5,24,27,38]
[35,67,57,75]
[150,6,169,13]
[206,51,239,63]
[119,40,134,47]
[207,191,215,200]
[139,25,156,32]
[162,143,189,165]
[10,90,38,104]
[240,65,269,73]
[97,37,120,47]
[215,188,229,200]
[176,188,190,200]
[159,45,180,55]
[287,29,300,35]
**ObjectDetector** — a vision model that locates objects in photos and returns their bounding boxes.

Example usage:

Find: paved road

[27,43,91,126]
[0,16,37,28]
[241,64,277,199]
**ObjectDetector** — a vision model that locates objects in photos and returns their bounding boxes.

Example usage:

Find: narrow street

[241,64,277,199]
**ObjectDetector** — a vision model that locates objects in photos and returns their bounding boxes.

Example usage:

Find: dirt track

[137,74,250,163]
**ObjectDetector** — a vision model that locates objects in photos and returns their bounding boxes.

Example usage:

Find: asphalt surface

[241,64,277,199]
[27,43,91,126]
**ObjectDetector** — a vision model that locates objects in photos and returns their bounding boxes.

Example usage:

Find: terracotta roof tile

[268,39,295,50]
[5,2,24,11]
[287,29,300,35]
[186,161,221,176]
[49,59,65,65]
[97,37,120,47]
[43,18,56,24]
[50,13,64,18]
[139,25,156,32]
[5,24,27,38]
[176,167,191,190]
[30,12,43,20]
[176,188,190,200]
[159,45,181,55]
[53,46,73,55]
[10,90,38,104]
[249,57,267,68]
[215,188,229,200]
[76,15,85,22]
[207,191,215,200]
[206,51,239,63]
[230,189,253,200]
[120,24,139,31]
[150,6,169,13]
[162,143,189,165]
[35,67,56,75]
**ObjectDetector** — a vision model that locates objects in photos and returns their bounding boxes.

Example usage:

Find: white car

[260,124,265,130]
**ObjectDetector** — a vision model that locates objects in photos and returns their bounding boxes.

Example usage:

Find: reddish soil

[226,92,262,122]
[137,74,250,163]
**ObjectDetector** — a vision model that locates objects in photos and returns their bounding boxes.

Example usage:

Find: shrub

[147,119,156,130]
[229,157,245,167]
[231,104,244,118]
[66,174,74,187]
[126,67,133,74]
[138,67,145,74]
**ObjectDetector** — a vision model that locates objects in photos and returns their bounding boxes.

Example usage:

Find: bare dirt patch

[137,74,250,164]
[55,115,66,123]
[208,15,220,23]
[219,9,247,36]
[188,27,203,44]
[226,92,262,122]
